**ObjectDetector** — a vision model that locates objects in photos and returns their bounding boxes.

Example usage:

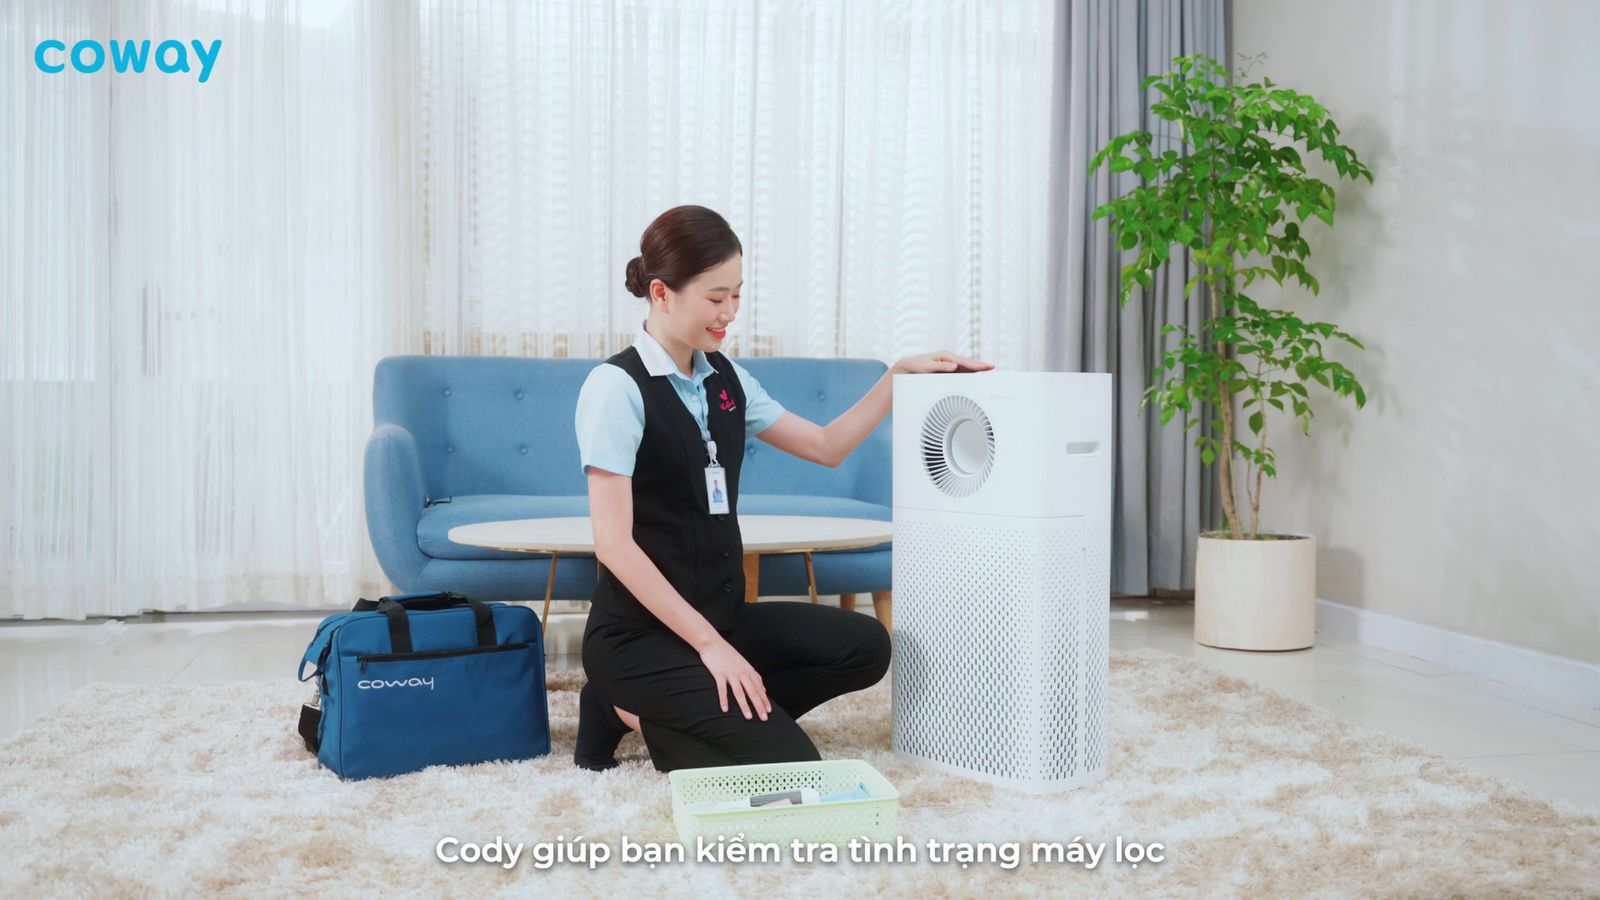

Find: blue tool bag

[297,592,550,780]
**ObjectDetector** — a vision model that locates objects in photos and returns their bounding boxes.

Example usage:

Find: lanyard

[703,439,729,514]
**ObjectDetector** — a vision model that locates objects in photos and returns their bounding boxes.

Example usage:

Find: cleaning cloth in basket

[685,782,873,814]
[688,788,820,813]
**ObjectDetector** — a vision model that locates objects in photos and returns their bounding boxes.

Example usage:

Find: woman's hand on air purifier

[891,351,994,375]
[698,638,772,721]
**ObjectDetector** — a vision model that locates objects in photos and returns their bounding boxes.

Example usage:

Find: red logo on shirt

[719,388,737,412]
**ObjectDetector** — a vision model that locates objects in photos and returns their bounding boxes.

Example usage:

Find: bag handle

[352,590,465,612]
[367,593,498,654]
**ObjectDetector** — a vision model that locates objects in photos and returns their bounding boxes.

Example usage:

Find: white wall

[1231,0,1600,664]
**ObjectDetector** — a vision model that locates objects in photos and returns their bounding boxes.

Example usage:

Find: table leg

[743,552,760,603]
[840,592,857,612]
[871,590,892,633]
[803,552,818,603]
[542,553,558,630]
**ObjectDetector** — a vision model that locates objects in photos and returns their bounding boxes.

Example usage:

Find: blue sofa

[363,355,892,608]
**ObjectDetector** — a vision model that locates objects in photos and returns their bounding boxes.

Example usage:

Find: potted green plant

[1088,54,1374,651]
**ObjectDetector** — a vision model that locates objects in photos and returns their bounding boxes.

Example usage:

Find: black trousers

[581,601,892,773]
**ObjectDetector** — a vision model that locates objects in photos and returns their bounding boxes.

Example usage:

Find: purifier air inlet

[920,394,995,498]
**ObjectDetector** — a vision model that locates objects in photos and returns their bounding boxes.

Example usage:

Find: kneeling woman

[574,205,991,772]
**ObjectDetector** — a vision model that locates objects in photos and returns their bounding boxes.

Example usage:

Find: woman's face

[652,254,742,353]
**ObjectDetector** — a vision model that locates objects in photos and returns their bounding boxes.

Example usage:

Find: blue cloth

[575,319,786,476]
[821,782,872,803]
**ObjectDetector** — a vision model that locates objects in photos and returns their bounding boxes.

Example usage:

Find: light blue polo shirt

[575,320,786,476]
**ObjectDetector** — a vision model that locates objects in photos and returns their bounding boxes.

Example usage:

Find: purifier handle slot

[1065,441,1100,455]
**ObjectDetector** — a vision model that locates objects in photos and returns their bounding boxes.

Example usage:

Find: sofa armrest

[851,422,892,510]
[364,423,431,588]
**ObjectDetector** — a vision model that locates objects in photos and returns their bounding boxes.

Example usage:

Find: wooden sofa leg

[840,592,857,612]
[743,552,761,603]
[542,554,558,630]
[871,590,892,633]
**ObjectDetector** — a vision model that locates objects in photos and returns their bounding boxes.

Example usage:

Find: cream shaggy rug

[2,649,1597,898]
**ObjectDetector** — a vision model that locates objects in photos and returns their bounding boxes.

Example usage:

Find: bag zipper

[358,641,530,673]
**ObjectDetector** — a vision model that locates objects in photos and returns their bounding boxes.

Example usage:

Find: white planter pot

[1193,532,1317,651]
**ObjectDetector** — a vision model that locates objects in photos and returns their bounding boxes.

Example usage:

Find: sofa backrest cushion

[373,355,890,502]
[737,357,890,502]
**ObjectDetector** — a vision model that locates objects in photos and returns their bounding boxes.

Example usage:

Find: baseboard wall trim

[1316,599,1600,711]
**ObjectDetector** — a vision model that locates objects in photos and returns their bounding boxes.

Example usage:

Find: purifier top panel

[891,372,1111,519]
[896,371,1109,390]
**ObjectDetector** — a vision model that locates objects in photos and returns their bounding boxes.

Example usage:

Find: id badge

[705,466,730,514]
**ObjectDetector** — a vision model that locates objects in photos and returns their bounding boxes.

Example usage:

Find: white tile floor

[2,597,1596,813]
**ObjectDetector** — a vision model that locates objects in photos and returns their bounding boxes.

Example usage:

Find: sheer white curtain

[413,0,1057,368]
[2,0,1056,620]
[1,0,409,618]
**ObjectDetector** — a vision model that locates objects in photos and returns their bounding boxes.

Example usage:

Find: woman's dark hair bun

[626,206,743,302]
[624,256,649,298]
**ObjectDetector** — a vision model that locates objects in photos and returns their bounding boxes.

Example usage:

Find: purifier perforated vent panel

[891,513,1109,791]
[920,395,996,498]
[1080,528,1110,775]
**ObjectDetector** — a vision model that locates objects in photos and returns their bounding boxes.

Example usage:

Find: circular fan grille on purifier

[920,394,996,497]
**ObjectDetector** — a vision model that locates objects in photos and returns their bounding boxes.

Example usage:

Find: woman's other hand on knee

[697,637,772,721]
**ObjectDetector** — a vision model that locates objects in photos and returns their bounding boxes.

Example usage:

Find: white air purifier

[890,372,1112,793]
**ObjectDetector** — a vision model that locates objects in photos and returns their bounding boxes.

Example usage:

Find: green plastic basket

[668,758,900,847]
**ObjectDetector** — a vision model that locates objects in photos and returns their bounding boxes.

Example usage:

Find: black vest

[590,346,748,633]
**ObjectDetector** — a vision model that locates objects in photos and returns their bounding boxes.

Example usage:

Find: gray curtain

[1044,0,1229,595]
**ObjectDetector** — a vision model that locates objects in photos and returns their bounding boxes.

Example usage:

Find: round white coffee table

[447,515,894,630]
